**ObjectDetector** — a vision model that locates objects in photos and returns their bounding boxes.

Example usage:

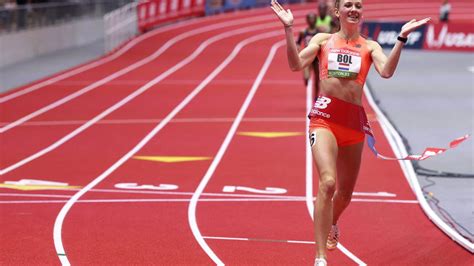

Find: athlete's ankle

[315,254,326,259]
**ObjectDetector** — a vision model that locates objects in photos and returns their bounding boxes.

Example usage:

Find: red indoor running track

[1,4,472,266]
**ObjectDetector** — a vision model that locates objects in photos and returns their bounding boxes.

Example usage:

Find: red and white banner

[137,0,205,32]
[423,23,474,52]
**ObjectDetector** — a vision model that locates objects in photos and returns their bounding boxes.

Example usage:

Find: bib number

[328,49,361,79]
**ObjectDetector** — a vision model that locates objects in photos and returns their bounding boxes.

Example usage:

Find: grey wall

[0,18,104,68]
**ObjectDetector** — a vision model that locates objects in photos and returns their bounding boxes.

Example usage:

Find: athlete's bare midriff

[319,78,363,106]
[316,34,370,106]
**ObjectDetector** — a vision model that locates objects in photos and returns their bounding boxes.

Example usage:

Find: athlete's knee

[318,174,336,197]
[335,190,353,205]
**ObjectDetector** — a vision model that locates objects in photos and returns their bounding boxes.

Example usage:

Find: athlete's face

[307,14,316,26]
[318,4,328,17]
[335,0,363,24]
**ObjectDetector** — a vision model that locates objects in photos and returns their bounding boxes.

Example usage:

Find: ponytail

[333,0,341,32]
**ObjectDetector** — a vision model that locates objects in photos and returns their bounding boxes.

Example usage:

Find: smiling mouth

[347,12,360,20]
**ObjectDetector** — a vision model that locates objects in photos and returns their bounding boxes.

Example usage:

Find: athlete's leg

[311,128,338,259]
[332,141,364,224]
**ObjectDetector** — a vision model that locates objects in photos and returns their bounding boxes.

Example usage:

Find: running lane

[0,5,313,121]
[57,29,292,264]
[191,20,472,266]
[0,17,211,118]
[0,19,299,264]
[0,12,306,171]
[2,4,471,265]
[195,38,358,265]
[0,7,280,117]
[0,19,260,265]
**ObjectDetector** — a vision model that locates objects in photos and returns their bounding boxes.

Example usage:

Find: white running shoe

[314,257,327,266]
[327,224,339,250]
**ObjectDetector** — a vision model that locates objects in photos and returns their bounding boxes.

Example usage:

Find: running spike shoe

[314,257,327,266]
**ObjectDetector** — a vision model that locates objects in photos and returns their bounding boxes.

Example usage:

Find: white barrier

[0,18,103,69]
[104,2,139,53]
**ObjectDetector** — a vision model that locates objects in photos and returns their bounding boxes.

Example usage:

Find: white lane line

[204,236,315,245]
[0,188,401,199]
[353,191,396,197]
[287,240,316,244]
[0,190,306,199]
[0,22,282,176]
[305,80,367,266]
[34,79,302,86]
[188,40,286,266]
[204,236,250,241]
[351,199,418,204]
[0,198,419,204]
[0,117,305,127]
[0,15,282,134]
[305,78,314,221]
[52,30,284,266]
[1,198,306,204]
[0,8,277,103]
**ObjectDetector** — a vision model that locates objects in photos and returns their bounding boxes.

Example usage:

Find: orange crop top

[318,34,373,85]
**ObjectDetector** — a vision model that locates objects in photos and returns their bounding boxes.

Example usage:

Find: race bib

[327,48,361,79]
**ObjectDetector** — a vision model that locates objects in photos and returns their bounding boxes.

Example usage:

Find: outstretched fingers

[402,17,431,35]
[271,0,285,15]
[270,0,282,12]
[419,17,431,23]
[272,0,284,10]
[413,17,431,27]
[270,0,293,27]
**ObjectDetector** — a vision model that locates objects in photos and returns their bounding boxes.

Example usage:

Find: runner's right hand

[270,0,294,27]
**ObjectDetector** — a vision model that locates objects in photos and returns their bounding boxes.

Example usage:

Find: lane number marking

[222,185,287,195]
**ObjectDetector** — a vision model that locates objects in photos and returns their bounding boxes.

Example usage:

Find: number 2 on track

[222,185,287,194]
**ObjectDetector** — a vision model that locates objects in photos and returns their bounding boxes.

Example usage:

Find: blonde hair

[333,0,341,31]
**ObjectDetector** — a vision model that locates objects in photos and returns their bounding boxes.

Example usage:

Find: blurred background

[0,0,133,32]
[1,0,472,91]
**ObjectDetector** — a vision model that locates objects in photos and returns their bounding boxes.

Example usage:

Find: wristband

[397,36,408,43]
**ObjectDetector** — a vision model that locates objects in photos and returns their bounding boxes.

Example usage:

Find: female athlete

[270,0,430,265]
